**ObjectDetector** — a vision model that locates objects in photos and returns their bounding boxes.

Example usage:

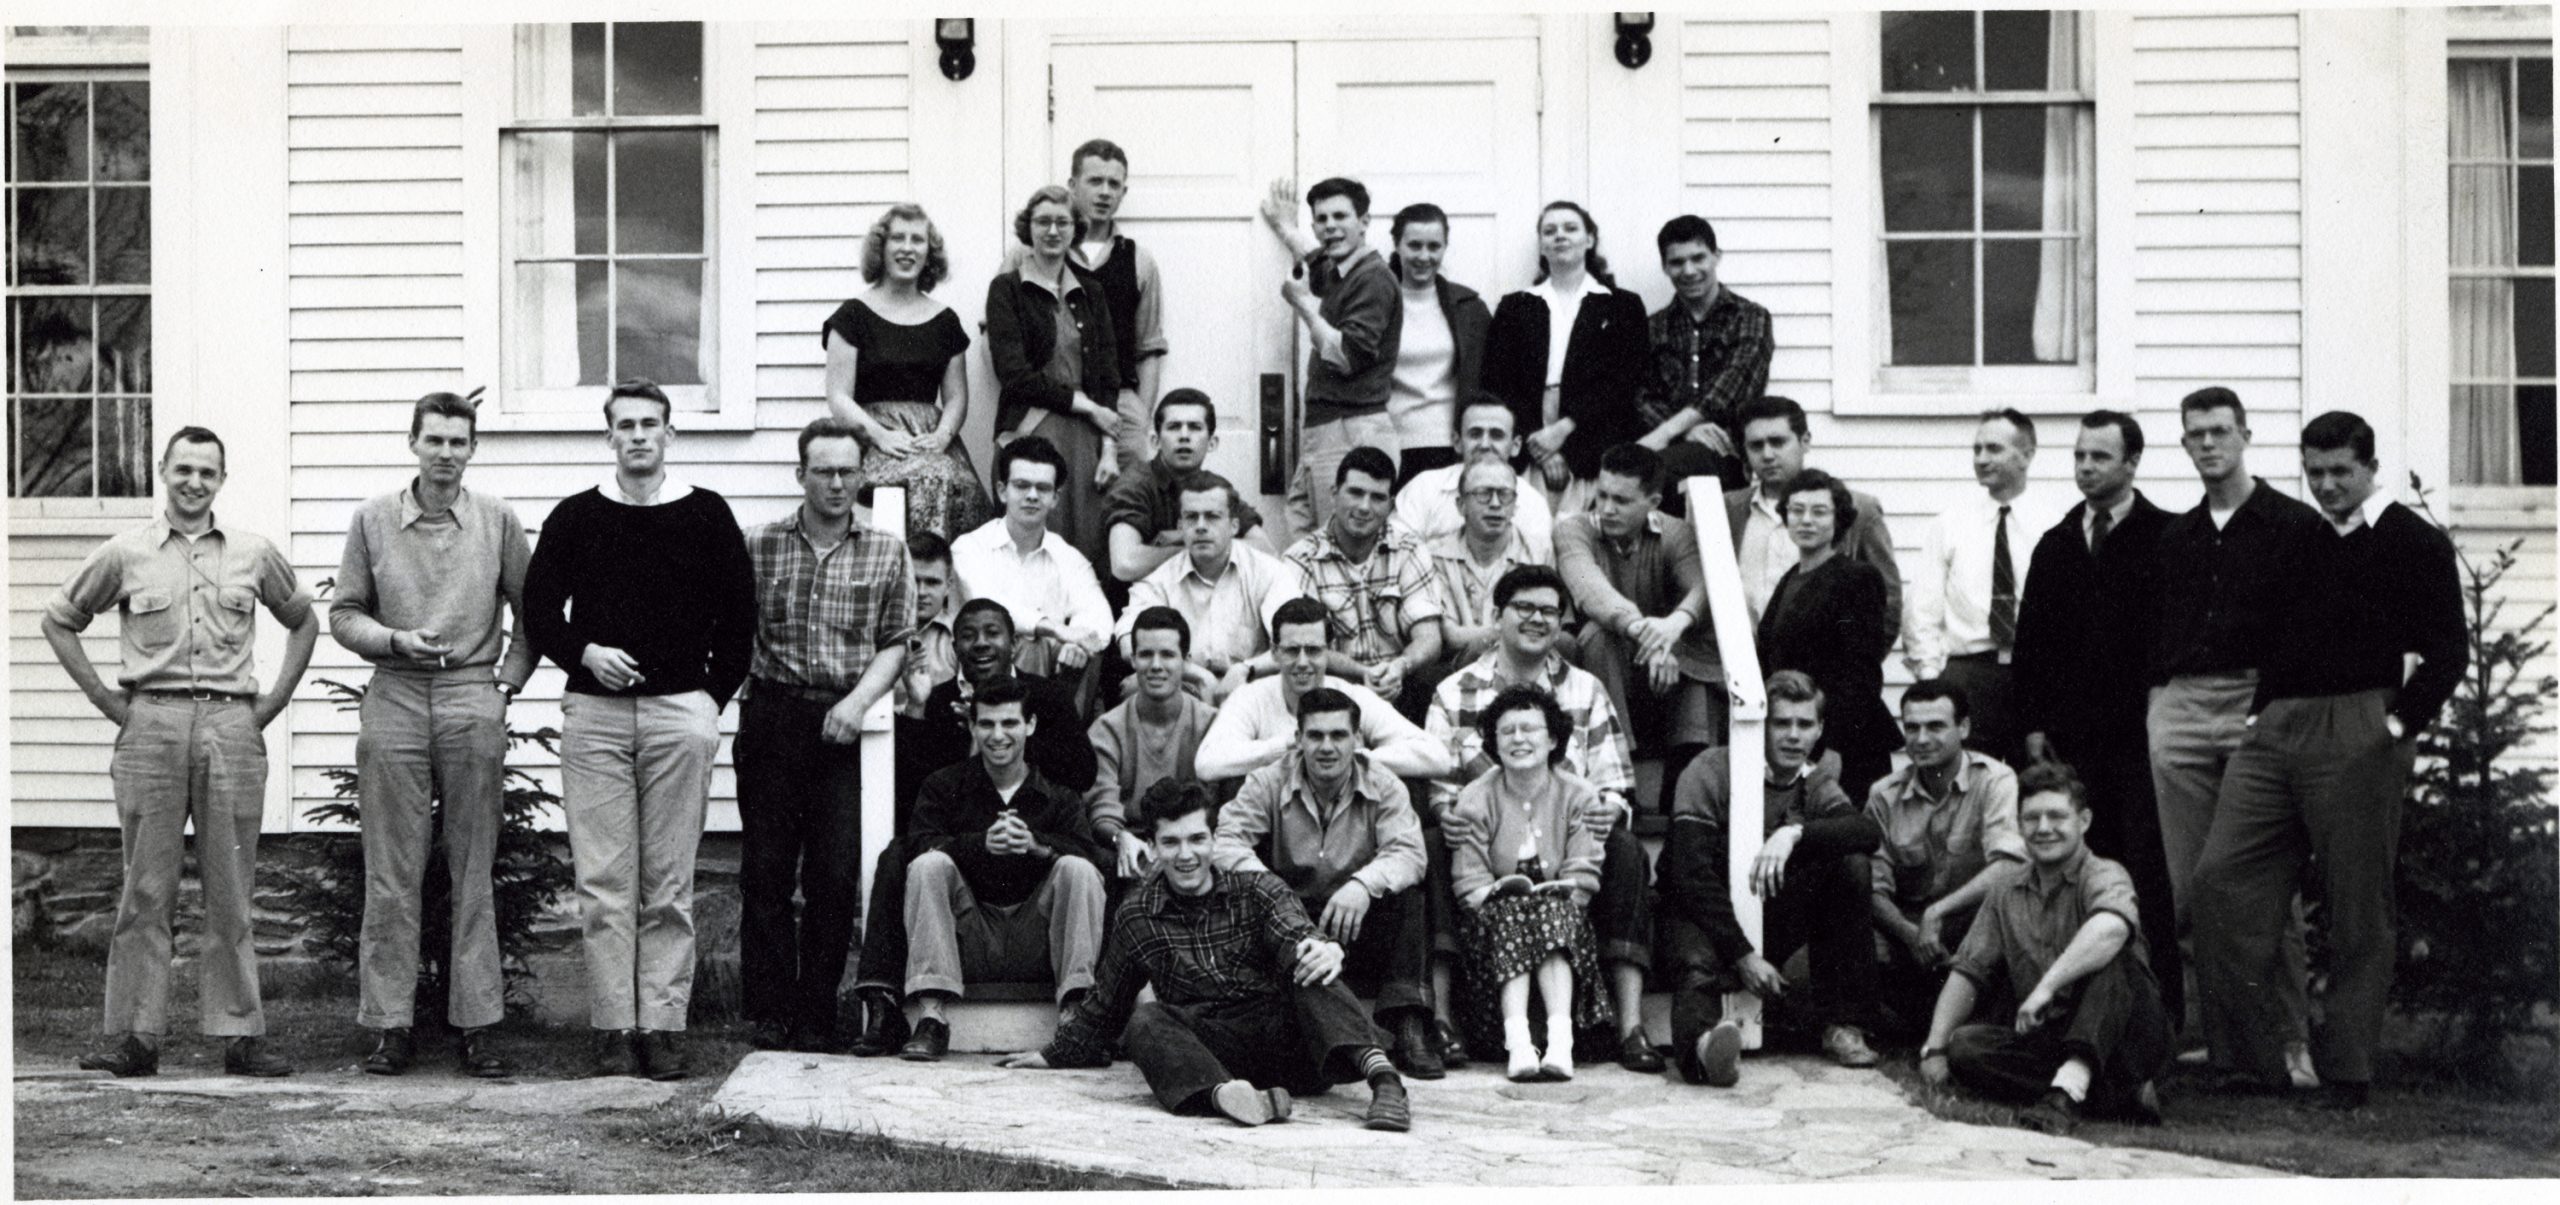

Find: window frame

[1830,10,2136,417]
[2446,39,2556,491]
[461,21,756,433]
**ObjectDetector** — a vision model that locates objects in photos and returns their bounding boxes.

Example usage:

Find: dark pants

[1662,852,1875,1053]
[1948,950,2171,1111]
[853,837,925,997]
[1126,981,1386,1113]
[1836,748,1893,815]
[2192,689,2413,1086]
[1311,885,1432,1020]
[734,692,866,1032]
[1874,902,1977,1041]
[1395,445,1461,490]
[2058,723,2184,1026]
[1939,654,2022,769]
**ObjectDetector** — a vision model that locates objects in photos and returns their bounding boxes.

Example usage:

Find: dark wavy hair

[1477,683,1571,767]
[1389,201,1449,281]
[1530,200,1615,287]
[1777,467,1857,546]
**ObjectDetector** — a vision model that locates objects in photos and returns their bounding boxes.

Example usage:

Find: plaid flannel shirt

[744,508,915,694]
[1637,287,1773,434]
[1043,868,1320,1067]
[1282,525,1443,667]
[1424,650,1635,820]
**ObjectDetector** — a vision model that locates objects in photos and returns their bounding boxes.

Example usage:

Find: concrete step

[917,990,1755,1055]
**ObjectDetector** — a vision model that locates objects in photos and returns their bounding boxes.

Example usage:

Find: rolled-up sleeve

[255,541,314,628]
[45,540,129,632]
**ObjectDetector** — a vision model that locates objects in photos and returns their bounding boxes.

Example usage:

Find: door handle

[1260,372,1288,495]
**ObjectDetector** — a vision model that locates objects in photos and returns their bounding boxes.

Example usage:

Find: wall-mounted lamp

[1613,13,1655,70]
[936,18,976,82]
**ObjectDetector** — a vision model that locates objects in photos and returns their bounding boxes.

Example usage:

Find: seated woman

[1481,200,1649,512]
[1756,468,1900,803]
[985,184,1128,573]
[823,203,992,538]
[1445,683,1615,1081]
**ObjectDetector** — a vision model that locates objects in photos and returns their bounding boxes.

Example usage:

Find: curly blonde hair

[861,203,951,293]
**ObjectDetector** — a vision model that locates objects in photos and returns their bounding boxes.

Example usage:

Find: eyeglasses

[1030,217,1076,231]
[1462,487,1516,506]
[1504,601,1565,621]
[1006,478,1058,496]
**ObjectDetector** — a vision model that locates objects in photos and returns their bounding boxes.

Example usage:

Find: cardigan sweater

[1482,283,1650,480]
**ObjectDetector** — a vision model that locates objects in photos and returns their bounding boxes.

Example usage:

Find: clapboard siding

[2450,503,2560,771]
[8,526,131,809]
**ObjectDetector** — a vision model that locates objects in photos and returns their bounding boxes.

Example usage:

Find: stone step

[918,991,1718,1054]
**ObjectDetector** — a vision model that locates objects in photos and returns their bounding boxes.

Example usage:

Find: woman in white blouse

[1482,201,1651,509]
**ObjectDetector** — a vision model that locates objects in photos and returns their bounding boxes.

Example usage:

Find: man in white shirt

[1723,395,1902,629]
[1195,597,1453,784]
[1426,453,1548,666]
[1393,398,1556,559]
[952,435,1114,680]
[1117,470,1291,702]
[1902,409,2065,768]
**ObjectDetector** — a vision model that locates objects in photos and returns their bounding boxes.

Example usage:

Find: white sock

[1544,1013,1574,1052]
[2050,1057,2093,1103]
[1504,1017,1535,1052]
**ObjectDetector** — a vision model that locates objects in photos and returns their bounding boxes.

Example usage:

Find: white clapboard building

[8,8,2554,840]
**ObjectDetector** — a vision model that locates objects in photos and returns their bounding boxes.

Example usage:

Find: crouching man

[1919,761,2170,1134]
[999,780,1413,1133]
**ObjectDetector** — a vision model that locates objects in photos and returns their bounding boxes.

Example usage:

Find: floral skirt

[856,401,990,539]
[1452,891,1618,1059]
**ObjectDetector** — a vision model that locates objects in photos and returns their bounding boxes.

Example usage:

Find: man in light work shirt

[1865,679,2027,1038]
[1902,409,2064,768]
[1195,597,1452,783]
[737,419,914,1054]
[1118,470,1290,702]
[1555,443,1722,786]
[329,392,533,1079]
[44,426,318,1078]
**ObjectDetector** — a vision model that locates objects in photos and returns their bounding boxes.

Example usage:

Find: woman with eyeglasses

[1481,201,1650,510]
[985,184,1128,569]
[1756,468,1901,802]
[822,203,993,539]
[1383,202,1493,490]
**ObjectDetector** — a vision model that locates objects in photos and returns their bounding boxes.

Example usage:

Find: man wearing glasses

[950,435,1114,682]
[735,419,914,1053]
[1392,399,1556,561]
[1424,452,1549,667]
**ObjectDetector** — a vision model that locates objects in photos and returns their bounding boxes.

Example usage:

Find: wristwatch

[494,681,518,699]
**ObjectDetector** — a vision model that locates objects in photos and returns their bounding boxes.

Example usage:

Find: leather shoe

[362,1027,414,1076]
[458,1028,512,1079]
[637,1030,690,1081]
[851,993,910,1058]
[2017,1088,2082,1135]
[1364,1076,1412,1132]
[224,1036,293,1078]
[1821,1024,1880,1069]
[898,1016,950,1062]
[1432,1017,1470,1070]
[1617,1029,1665,1073]
[591,1029,640,1078]
[1392,1012,1445,1080]
[1692,1020,1741,1088]
[1208,1080,1293,1126]
[78,1033,157,1078]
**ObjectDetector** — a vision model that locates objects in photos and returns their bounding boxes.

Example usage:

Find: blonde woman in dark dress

[822,203,991,538]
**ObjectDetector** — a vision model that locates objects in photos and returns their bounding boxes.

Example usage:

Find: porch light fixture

[1614,13,1654,70]
[936,18,975,81]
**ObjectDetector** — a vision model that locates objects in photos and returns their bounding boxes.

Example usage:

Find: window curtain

[2450,59,2519,485]
[2030,13,2090,364]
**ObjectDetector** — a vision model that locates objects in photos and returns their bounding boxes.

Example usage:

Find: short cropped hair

[907,529,952,567]
[860,203,951,294]
[971,674,1031,719]
[1736,395,1811,439]
[1068,138,1127,178]
[1492,563,1567,611]
[1597,443,1666,496]
[1173,470,1244,522]
[1135,777,1217,837]
[1901,677,1973,725]
[603,378,672,425]
[163,425,226,468]
[1296,686,1360,733]
[1272,596,1330,640]
[1766,668,1826,718]
[1306,176,1371,218]
[2081,409,2145,460]
[1013,184,1085,246]
[994,434,1069,489]
[2016,759,2090,813]
[1981,407,2038,452]
[1656,214,1720,257]
[1476,683,1571,767]
[2301,410,2378,463]
[1155,387,1216,431]
[409,391,479,442]
[1335,445,1396,490]
[1129,605,1193,658]
[955,597,1015,637]
[2180,386,2248,428]
[797,417,864,468]
[1776,468,1857,545]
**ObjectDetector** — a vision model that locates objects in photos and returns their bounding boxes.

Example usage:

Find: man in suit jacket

[2010,410,2179,1020]
[1724,396,1902,630]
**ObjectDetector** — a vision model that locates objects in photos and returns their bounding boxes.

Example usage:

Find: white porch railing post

[858,487,907,917]
[1683,477,1768,1050]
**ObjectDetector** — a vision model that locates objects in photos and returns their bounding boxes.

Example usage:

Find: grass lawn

[10,945,1160,1198]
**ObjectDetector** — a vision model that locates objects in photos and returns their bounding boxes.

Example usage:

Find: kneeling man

[1001,780,1412,1132]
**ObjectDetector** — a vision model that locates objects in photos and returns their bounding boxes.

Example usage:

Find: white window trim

[2446,38,2555,503]
[1829,10,2135,417]
[459,22,756,433]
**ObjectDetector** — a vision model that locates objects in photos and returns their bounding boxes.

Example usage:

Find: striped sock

[1358,1047,1397,1082]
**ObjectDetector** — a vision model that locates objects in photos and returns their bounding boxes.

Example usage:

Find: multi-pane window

[1874,10,2095,392]
[503,22,713,411]
[2449,50,2555,487]
[6,69,150,497]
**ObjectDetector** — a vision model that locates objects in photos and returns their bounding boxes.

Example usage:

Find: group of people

[43,141,2466,1144]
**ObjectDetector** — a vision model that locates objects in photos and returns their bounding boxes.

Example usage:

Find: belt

[138,687,254,703]
[1948,649,2015,667]
[750,679,850,705]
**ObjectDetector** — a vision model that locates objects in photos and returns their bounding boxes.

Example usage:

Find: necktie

[1989,504,2017,650]
[2089,505,2113,557]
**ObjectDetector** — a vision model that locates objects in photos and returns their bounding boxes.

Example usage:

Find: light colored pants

[356,670,507,1031]
[1285,406,1400,543]
[105,697,267,1038]
[559,690,720,1031]
[1114,387,1153,483]
[902,850,1104,1005]
[2147,671,2305,1044]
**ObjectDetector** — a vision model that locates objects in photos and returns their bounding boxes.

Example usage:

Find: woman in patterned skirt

[1446,683,1617,1081]
[822,203,991,538]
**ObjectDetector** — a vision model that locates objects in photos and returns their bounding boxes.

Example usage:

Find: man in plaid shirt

[1422,563,1662,1074]
[1636,215,1771,504]
[1281,445,1444,717]
[1001,780,1413,1132]
[737,419,914,1053]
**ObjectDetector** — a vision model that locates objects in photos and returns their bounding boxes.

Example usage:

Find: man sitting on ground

[1088,607,1223,883]
[1117,470,1290,702]
[1921,761,2169,1134]
[1195,597,1451,783]
[1867,679,2026,1037]
[1001,780,1413,1133]
[1660,670,1882,1087]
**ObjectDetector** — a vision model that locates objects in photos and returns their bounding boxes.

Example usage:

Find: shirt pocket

[123,588,178,652]
[215,587,259,650]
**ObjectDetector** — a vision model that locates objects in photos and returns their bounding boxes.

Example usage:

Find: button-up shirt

[1392,461,1554,561]
[1043,867,1318,1068]
[1905,487,2066,677]
[1537,272,1609,388]
[2150,477,2325,683]
[1214,751,1425,904]
[1118,543,1292,669]
[1866,751,2028,915]
[1638,287,1773,434]
[1281,525,1443,667]
[1425,650,1634,819]
[745,506,915,695]
[330,482,536,688]
[1738,486,1794,623]
[950,518,1114,660]
[1949,846,2147,1002]
[48,513,313,696]
[1425,528,1549,642]
[1552,509,1721,679]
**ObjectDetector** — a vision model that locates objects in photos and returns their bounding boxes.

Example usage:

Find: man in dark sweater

[1261,174,1403,537]
[2191,411,2466,1109]
[521,379,757,1080]
[1659,670,1883,1087]
[2011,410,2181,1020]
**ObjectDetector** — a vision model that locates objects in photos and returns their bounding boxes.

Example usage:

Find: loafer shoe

[78,1033,157,1078]
[898,1016,950,1062]
[1617,1029,1665,1073]
[224,1036,293,1078]
[1432,1017,1470,1070]
[1364,1078,1412,1132]
[851,994,910,1058]
[1392,1012,1445,1080]
[1821,1024,1880,1069]
[2017,1088,2082,1135]
[1209,1080,1293,1126]
[361,1027,414,1076]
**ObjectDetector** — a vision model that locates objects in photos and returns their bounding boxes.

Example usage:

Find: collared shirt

[1193,674,1452,783]
[2325,489,2391,537]
[48,513,313,696]
[1118,542,1292,669]
[1865,751,2028,914]
[2151,477,2326,682]
[1738,485,1794,624]
[1214,750,1425,903]
[1392,461,1555,562]
[1043,868,1318,1068]
[1552,509,1721,678]
[599,472,694,507]
[950,519,1114,659]
[1537,272,1608,388]
[1949,846,2147,1002]
[1281,524,1443,667]
[1425,650,1634,818]
[1425,528,1548,639]
[1639,287,1774,433]
[894,609,955,719]
[330,481,536,687]
[2082,491,2137,549]
[1102,455,1264,541]
[1906,486,2067,676]
[745,506,915,695]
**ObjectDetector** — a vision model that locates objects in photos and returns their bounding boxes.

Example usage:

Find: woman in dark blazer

[1384,201,1494,487]
[983,184,1127,569]
[1481,200,1650,508]
[1756,468,1901,803]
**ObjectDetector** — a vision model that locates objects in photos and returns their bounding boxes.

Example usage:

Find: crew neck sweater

[522,485,757,707]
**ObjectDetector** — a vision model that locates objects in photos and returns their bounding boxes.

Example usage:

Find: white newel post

[1684,478,1768,1049]
[858,487,908,913]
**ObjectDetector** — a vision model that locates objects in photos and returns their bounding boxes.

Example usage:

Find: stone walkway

[710,1051,2276,1186]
